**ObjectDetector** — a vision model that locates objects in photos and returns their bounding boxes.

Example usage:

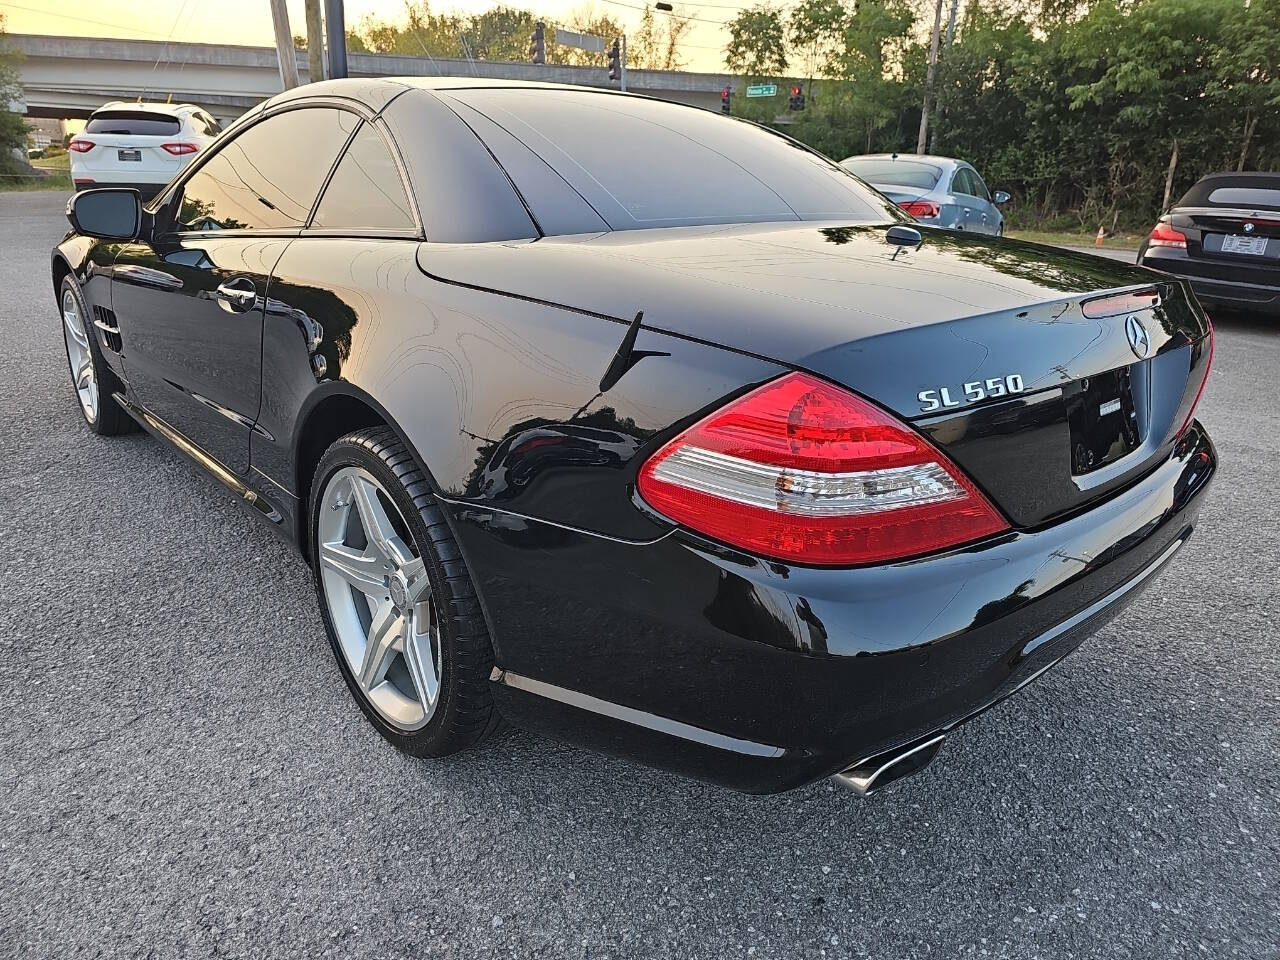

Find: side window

[311,122,416,233]
[173,108,355,232]
[968,169,991,201]
[201,112,223,136]
[952,168,976,197]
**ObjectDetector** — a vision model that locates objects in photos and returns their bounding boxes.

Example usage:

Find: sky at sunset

[0,0,737,72]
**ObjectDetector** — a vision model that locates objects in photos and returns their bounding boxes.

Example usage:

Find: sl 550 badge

[918,374,1025,413]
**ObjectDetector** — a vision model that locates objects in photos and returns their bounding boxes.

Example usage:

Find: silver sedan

[840,153,1011,236]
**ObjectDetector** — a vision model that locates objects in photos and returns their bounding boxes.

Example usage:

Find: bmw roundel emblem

[1125,314,1151,359]
[1244,222,1256,233]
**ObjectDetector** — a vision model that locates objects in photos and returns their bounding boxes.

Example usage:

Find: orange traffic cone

[1095,225,1106,246]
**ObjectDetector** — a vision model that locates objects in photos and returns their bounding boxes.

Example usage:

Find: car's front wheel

[58,275,134,435]
[309,427,502,757]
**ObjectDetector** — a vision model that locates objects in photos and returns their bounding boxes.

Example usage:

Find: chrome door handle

[215,278,257,313]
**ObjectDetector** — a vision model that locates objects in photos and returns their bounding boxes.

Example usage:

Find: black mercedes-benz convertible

[52,78,1215,795]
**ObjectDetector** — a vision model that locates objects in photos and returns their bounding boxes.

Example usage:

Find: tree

[810,0,915,153]
[1207,0,1280,171]
[356,2,624,68]
[0,13,27,180]
[1065,0,1222,219]
[788,0,847,83]
[630,6,694,71]
[725,6,789,75]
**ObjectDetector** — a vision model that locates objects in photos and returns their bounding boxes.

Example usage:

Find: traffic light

[607,38,621,82]
[720,86,731,114]
[788,85,805,111]
[529,22,546,64]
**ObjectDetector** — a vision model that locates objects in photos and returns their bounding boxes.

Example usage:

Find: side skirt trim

[112,391,283,524]
[490,668,786,759]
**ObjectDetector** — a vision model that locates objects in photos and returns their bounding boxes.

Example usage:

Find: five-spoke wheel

[58,275,133,436]
[61,286,98,424]
[310,428,501,756]
[317,466,443,730]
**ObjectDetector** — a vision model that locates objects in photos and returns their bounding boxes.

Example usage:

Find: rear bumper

[73,179,168,201]
[1140,250,1280,314]
[449,423,1216,794]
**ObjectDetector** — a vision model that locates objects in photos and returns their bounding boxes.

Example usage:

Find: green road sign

[745,84,778,98]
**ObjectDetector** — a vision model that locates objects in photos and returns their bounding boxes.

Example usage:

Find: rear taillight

[1176,319,1214,440]
[636,373,1009,566]
[161,142,199,155]
[1148,221,1186,248]
[68,139,95,154]
[899,200,941,219]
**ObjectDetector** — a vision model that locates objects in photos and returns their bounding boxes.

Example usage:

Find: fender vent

[92,305,122,353]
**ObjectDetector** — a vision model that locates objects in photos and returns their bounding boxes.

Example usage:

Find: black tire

[309,427,502,757]
[58,275,135,436]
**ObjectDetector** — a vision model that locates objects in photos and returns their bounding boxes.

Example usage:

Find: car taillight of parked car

[1147,221,1187,248]
[636,372,1009,566]
[898,200,941,219]
[68,140,95,154]
[161,142,200,156]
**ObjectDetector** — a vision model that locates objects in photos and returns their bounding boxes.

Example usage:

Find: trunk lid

[419,222,1210,527]
[870,184,929,205]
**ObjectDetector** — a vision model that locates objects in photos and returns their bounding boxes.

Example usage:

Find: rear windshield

[1178,175,1280,211]
[447,89,895,233]
[84,111,182,137]
[840,159,942,190]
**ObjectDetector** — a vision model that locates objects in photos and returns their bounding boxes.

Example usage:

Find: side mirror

[66,188,142,241]
[993,190,1012,205]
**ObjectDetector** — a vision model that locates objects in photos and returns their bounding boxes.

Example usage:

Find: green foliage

[725,0,1280,229]
[630,7,694,72]
[725,7,789,75]
[0,13,29,181]
[357,2,626,67]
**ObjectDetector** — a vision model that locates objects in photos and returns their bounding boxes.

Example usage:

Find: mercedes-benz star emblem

[1125,313,1151,359]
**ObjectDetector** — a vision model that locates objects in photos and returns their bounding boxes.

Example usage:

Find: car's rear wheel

[310,427,502,757]
[59,275,134,435]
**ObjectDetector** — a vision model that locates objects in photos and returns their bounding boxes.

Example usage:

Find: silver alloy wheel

[317,466,442,730]
[61,288,98,423]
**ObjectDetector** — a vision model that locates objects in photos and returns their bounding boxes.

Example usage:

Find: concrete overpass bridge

[9,33,735,123]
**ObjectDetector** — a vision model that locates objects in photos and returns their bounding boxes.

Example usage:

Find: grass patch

[0,172,71,192]
[31,153,70,172]
[2,151,71,192]
[1009,228,1143,252]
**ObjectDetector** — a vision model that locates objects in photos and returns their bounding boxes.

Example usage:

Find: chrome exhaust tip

[831,734,946,796]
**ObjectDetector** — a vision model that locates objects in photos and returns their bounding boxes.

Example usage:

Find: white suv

[69,102,222,200]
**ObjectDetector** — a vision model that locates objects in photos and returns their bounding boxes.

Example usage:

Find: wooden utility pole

[269,0,299,90]
[929,0,961,154]
[305,0,325,82]
[916,0,944,154]
[1161,139,1179,212]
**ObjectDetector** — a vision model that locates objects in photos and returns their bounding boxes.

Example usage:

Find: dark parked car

[53,78,1216,795]
[1138,171,1280,315]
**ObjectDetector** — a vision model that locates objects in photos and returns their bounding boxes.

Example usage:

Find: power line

[141,0,195,100]
[0,2,173,36]
[658,0,800,9]
[599,0,733,27]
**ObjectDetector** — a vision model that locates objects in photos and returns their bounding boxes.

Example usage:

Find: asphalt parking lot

[1,189,1276,960]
